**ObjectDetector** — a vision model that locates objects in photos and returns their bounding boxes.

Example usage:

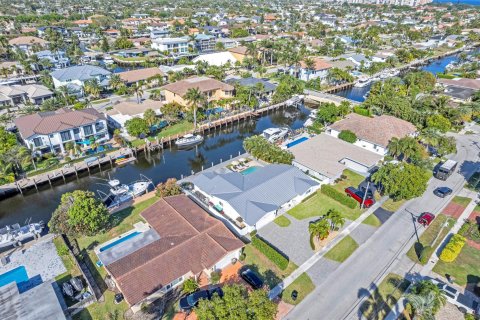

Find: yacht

[99,176,153,209]
[175,134,204,147]
[261,127,290,143]
[0,221,44,248]
[103,55,114,65]
[355,76,371,87]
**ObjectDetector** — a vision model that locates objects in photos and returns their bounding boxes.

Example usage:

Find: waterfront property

[50,65,111,95]
[293,57,332,82]
[150,37,189,55]
[15,108,109,155]
[117,67,166,86]
[106,99,162,134]
[8,36,48,56]
[161,76,234,107]
[192,51,238,67]
[0,84,53,107]
[290,133,382,183]
[188,164,320,234]
[326,114,417,155]
[97,195,244,312]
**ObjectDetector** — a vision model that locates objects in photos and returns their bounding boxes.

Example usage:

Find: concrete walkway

[268,196,388,299]
[384,190,478,320]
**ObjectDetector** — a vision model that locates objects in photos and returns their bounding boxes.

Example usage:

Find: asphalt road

[286,132,480,320]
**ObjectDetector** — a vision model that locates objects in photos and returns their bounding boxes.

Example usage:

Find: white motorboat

[175,134,204,147]
[261,127,290,143]
[108,179,130,196]
[99,176,153,209]
[103,55,114,65]
[355,76,371,87]
[0,221,44,248]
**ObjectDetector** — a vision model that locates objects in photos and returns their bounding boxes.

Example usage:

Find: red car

[345,187,375,208]
[418,212,436,226]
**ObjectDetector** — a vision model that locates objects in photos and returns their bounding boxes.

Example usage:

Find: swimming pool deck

[0,235,66,286]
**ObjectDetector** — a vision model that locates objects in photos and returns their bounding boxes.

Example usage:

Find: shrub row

[353,106,371,117]
[439,234,466,262]
[251,236,289,270]
[321,185,357,209]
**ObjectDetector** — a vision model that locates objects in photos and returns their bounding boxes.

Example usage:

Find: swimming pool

[240,166,259,175]
[99,231,141,252]
[0,266,29,289]
[286,137,309,148]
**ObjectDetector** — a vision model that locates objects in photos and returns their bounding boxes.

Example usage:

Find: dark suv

[179,287,223,311]
[241,269,264,289]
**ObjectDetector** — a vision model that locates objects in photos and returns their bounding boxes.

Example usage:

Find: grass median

[324,235,359,263]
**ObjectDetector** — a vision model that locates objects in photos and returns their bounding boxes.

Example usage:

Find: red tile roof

[161,76,234,97]
[106,195,244,306]
[300,57,332,71]
[118,67,164,84]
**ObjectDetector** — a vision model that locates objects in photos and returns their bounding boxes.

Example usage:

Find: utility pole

[361,181,370,209]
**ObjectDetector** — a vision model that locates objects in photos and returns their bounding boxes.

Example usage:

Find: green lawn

[381,198,406,212]
[73,290,129,320]
[242,245,298,289]
[362,214,382,227]
[281,273,315,305]
[433,243,480,287]
[360,273,411,320]
[332,169,365,193]
[131,121,194,148]
[91,98,110,104]
[406,214,456,265]
[274,215,291,227]
[324,235,359,263]
[288,191,362,221]
[452,196,472,207]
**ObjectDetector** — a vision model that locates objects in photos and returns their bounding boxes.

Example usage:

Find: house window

[33,137,43,147]
[73,128,80,135]
[60,130,71,142]
[83,125,93,136]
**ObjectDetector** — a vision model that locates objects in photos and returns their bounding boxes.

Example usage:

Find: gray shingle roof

[50,65,111,82]
[226,77,277,93]
[191,164,319,225]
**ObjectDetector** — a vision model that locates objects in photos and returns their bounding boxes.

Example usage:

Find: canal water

[0,106,309,226]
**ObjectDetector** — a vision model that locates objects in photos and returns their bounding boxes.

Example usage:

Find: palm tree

[399,137,420,161]
[325,209,345,231]
[387,137,402,159]
[132,83,144,104]
[303,57,315,81]
[185,87,207,130]
[83,79,101,99]
[406,292,437,320]
[108,74,124,91]
[143,108,157,127]
[308,219,330,241]
[149,89,161,101]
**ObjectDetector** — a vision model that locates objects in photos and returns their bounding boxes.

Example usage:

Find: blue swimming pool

[286,137,309,148]
[240,166,259,175]
[0,266,29,289]
[99,231,141,252]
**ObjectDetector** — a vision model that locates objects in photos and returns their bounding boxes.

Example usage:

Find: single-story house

[290,133,382,183]
[98,195,244,312]
[437,78,480,91]
[192,51,238,67]
[228,46,248,63]
[50,65,111,94]
[337,54,371,69]
[117,67,166,86]
[326,113,417,155]
[226,77,277,96]
[106,99,162,133]
[189,164,320,234]
[329,60,356,71]
[14,108,109,155]
[161,76,234,107]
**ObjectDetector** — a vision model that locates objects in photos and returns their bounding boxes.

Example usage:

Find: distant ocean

[434,0,480,5]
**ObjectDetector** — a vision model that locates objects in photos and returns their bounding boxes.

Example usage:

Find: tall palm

[303,57,315,81]
[399,137,420,161]
[406,292,437,320]
[108,74,124,91]
[325,209,345,231]
[308,219,330,241]
[185,87,206,130]
[387,137,402,159]
[132,83,144,104]
[419,129,440,151]
[83,79,101,99]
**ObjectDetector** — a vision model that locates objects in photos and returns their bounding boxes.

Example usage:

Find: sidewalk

[384,190,478,320]
[268,196,388,300]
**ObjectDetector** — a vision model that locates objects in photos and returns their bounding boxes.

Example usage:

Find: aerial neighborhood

[0,1,479,320]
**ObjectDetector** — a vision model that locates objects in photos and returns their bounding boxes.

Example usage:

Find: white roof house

[106,99,162,134]
[192,51,238,67]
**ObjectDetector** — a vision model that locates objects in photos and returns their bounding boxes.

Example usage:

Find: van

[434,160,458,181]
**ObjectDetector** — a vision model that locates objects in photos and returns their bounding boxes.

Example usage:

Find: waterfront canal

[0,106,309,226]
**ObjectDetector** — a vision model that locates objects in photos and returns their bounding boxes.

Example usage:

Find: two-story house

[161,76,234,107]
[151,37,189,55]
[8,36,48,56]
[50,65,111,96]
[14,108,109,155]
[0,84,54,107]
[293,57,333,82]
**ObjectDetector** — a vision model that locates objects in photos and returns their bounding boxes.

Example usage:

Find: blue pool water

[241,166,259,175]
[0,266,29,289]
[99,231,141,252]
[286,137,309,148]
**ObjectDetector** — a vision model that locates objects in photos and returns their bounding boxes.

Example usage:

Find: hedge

[251,236,289,270]
[439,234,466,262]
[338,130,357,143]
[321,185,357,209]
[353,106,370,117]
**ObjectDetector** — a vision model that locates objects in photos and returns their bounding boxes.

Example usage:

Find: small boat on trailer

[175,134,204,148]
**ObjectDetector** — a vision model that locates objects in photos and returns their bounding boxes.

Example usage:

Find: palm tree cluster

[185,87,207,130]
[308,209,345,242]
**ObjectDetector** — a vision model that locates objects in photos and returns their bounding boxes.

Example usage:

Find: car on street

[345,187,375,208]
[418,212,436,226]
[179,287,223,311]
[241,268,264,289]
[433,187,453,198]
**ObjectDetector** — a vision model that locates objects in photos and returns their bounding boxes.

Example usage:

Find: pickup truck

[345,187,375,208]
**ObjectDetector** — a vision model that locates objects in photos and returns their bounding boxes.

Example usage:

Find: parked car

[345,187,375,208]
[241,269,264,289]
[418,212,436,226]
[179,287,223,311]
[433,187,453,198]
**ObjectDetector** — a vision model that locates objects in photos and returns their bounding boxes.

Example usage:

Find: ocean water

[435,0,480,5]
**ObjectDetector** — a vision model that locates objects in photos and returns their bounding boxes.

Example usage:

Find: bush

[320,185,357,209]
[182,278,199,294]
[338,130,357,143]
[243,136,294,164]
[309,233,316,250]
[210,270,222,284]
[439,234,466,262]
[156,178,182,197]
[251,236,289,270]
[353,106,370,117]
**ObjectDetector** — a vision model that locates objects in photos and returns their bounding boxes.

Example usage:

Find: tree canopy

[125,117,150,137]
